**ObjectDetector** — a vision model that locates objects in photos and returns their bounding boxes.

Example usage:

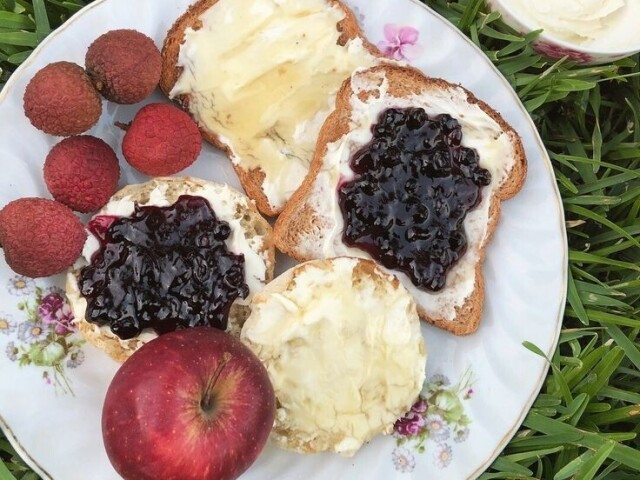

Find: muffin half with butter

[66,177,274,363]
[241,257,426,456]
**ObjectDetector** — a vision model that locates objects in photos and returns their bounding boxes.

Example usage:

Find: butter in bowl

[487,0,640,64]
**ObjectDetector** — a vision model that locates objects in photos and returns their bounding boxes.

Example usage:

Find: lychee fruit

[44,136,120,213]
[122,103,202,176]
[23,61,102,136]
[0,198,86,278]
[85,29,162,104]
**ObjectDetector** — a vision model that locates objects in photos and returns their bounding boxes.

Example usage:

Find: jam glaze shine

[79,195,249,340]
[338,107,492,292]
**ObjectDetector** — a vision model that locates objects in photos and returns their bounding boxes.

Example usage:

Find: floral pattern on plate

[3,275,85,395]
[391,369,474,472]
[377,24,424,61]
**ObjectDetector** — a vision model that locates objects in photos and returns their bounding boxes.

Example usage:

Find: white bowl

[487,0,640,65]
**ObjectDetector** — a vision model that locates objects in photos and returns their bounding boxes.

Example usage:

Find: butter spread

[299,70,517,322]
[241,258,426,456]
[503,0,640,49]
[170,0,378,212]
[67,180,269,350]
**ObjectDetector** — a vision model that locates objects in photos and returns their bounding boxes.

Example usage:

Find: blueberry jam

[338,107,492,292]
[79,196,249,340]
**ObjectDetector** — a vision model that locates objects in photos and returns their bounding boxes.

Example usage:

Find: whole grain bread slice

[66,176,275,363]
[160,0,382,216]
[273,64,527,335]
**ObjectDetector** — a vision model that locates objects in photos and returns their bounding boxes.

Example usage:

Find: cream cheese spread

[170,0,379,212]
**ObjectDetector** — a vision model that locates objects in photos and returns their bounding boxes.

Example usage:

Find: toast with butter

[274,65,527,335]
[66,177,275,363]
[241,257,426,456]
[160,0,382,216]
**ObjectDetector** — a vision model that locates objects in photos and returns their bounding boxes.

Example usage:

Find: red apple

[102,327,276,480]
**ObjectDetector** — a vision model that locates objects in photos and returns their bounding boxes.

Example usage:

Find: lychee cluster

[2,29,204,279]
[23,29,163,137]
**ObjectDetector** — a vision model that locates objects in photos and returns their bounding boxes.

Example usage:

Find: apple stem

[200,352,232,415]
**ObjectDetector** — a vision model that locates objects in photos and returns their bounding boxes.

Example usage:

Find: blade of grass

[32,0,50,41]
[524,413,640,470]
[574,442,616,480]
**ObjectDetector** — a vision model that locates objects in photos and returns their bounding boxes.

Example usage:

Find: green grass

[0,0,87,87]
[1,0,640,479]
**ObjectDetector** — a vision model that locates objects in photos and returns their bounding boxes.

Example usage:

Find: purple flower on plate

[395,410,426,436]
[38,293,75,335]
[5,342,18,361]
[0,314,16,335]
[411,399,428,413]
[18,322,48,343]
[534,41,593,64]
[377,24,423,61]
[434,443,453,468]
[425,414,450,442]
[392,447,416,473]
[7,275,35,297]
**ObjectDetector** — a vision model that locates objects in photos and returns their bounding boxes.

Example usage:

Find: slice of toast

[66,177,275,363]
[160,0,382,216]
[274,65,527,335]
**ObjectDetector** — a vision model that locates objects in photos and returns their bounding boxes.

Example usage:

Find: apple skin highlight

[102,327,276,480]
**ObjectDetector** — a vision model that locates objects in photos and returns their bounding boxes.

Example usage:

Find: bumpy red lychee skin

[0,198,86,278]
[122,103,202,176]
[23,62,102,136]
[86,30,162,104]
[44,136,121,213]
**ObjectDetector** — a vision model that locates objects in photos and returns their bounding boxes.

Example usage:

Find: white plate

[0,0,567,478]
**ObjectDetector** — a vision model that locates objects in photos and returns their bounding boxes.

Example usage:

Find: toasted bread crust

[274,64,527,335]
[66,177,275,363]
[160,0,382,216]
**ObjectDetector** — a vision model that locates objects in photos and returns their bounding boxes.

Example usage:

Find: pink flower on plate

[534,41,593,64]
[411,399,428,414]
[394,410,426,436]
[377,24,423,61]
[38,293,75,335]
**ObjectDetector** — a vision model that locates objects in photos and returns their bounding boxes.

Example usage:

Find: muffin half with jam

[66,177,274,362]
